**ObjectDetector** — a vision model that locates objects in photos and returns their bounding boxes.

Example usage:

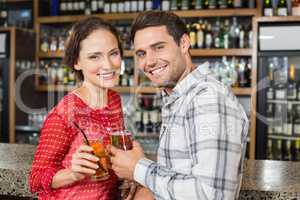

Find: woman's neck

[77,81,108,109]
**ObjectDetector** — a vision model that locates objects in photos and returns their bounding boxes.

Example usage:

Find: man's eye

[111,51,120,56]
[136,51,145,57]
[157,45,164,50]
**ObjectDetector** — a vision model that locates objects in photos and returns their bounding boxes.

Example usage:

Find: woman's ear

[74,61,81,71]
[180,34,190,55]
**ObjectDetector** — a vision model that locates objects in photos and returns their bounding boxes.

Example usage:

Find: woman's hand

[70,145,99,181]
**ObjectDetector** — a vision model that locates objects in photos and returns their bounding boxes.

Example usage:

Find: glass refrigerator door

[257,54,300,161]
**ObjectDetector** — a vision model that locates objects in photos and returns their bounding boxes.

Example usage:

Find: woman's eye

[89,55,99,60]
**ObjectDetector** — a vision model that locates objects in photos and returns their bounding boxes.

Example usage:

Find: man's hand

[108,141,145,180]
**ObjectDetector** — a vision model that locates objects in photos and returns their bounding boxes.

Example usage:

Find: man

[109,11,249,200]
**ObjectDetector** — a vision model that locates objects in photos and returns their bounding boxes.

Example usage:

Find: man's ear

[180,34,190,55]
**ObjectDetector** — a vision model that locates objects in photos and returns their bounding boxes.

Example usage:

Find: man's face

[133,26,187,88]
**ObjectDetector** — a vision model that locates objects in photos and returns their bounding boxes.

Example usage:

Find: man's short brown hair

[130,11,188,45]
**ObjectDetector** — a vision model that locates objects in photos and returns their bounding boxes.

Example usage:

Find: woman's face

[75,28,122,89]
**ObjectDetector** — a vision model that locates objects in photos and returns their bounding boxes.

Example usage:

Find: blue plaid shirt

[134,63,249,200]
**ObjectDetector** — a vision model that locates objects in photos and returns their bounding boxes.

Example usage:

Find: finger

[78,144,94,152]
[72,164,96,175]
[75,152,99,162]
[72,158,99,170]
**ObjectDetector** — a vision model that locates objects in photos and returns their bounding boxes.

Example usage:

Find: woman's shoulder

[48,93,80,123]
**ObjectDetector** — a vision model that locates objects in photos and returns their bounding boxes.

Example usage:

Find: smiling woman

[29,17,126,200]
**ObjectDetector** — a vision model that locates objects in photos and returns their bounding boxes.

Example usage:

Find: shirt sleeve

[29,112,72,194]
[134,89,249,200]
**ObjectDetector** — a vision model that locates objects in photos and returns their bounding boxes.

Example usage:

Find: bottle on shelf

[263,0,274,16]
[267,139,273,159]
[145,0,153,10]
[282,140,292,160]
[103,0,110,13]
[195,0,204,9]
[138,0,145,12]
[208,0,217,9]
[196,20,204,48]
[91,0,98,14]
[59,0,67,15]
[283,103,293,136]
[131,0,138,12]
[227,0,234,8]
[293,105,300,135]
[296,140,300,161]
[273,103,283,135]
[287,64,297,100]
[277,0,288,16]
[134,110,144,133]
[181,0,189,10]
[273,139,282,160]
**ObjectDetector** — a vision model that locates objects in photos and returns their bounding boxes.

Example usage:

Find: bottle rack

[33,0,263,159]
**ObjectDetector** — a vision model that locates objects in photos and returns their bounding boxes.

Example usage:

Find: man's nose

[145,51,157,67]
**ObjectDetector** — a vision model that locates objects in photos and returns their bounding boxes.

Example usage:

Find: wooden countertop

[0,143,300,198]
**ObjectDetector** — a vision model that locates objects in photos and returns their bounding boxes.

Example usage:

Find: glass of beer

[110,130,133,151]
[89,136,111,181]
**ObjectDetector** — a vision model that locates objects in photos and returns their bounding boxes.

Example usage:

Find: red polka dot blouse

[29,90,124,200]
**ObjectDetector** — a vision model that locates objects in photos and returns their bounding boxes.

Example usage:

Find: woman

[29,17,125,199]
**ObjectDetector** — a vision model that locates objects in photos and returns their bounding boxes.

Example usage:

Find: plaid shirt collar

[162,62,210,106]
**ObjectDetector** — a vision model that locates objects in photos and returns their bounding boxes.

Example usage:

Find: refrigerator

[256,21,300,161]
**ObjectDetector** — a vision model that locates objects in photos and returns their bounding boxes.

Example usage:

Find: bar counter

[0,143,299,199]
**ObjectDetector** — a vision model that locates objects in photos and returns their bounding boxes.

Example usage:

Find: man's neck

[164,61,196,95]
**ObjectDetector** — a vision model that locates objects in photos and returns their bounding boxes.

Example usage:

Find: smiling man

[109,11,249,200]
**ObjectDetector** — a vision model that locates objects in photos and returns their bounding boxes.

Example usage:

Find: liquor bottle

[223,18,230,49]
[238,25,245,48]
[189,23,197,49]
[118,0,125,13]
[170,0,178,10]
[267,139,273,159]
[138,0,145,11]
[264,0,274,16]
[182,0,189,10]
[213,18,221,48]
[227,0,234,8]
[85,0,92,15]
[277,0,288,16]
[283,103,293,136]
[135,111,144,133]
[68,70,76,85]
[146,111,154,134]
[229,17,239,48]
[189,0,196,9]
[79,0,86,15]
[110,0,117,13]
[267,61,274,99]
[124,0,131,12]
[273,104,283,135]
[195,0,203,9]
[131,0,138,12]
[196,20,204,48]
[218,0,227,8]
[98,0,104,13]
[291,140,297,161]
[40,33,50,53]
[283,140,292,160]
[91,0,98,13]
[152,0,161,10]
[273,139,282,160]
[296,140,300,161]
[266,103,274,122]
[208,0,217,9]
[293,105,300,135]
[287,64,297,100]
[104,0,111,13]
[66,0,73,15]
[59,0,67,15]
[234,0,242,8]
[142,111,149,134]
[230,57,239,88]
[161,0,170,10]
[205,23,213,49]
[73,0,80,15]
[145,0,153,10]
[58,36,65,52]
[274,80,287,100]
[238,58,248,87]
[203,0,209,8]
